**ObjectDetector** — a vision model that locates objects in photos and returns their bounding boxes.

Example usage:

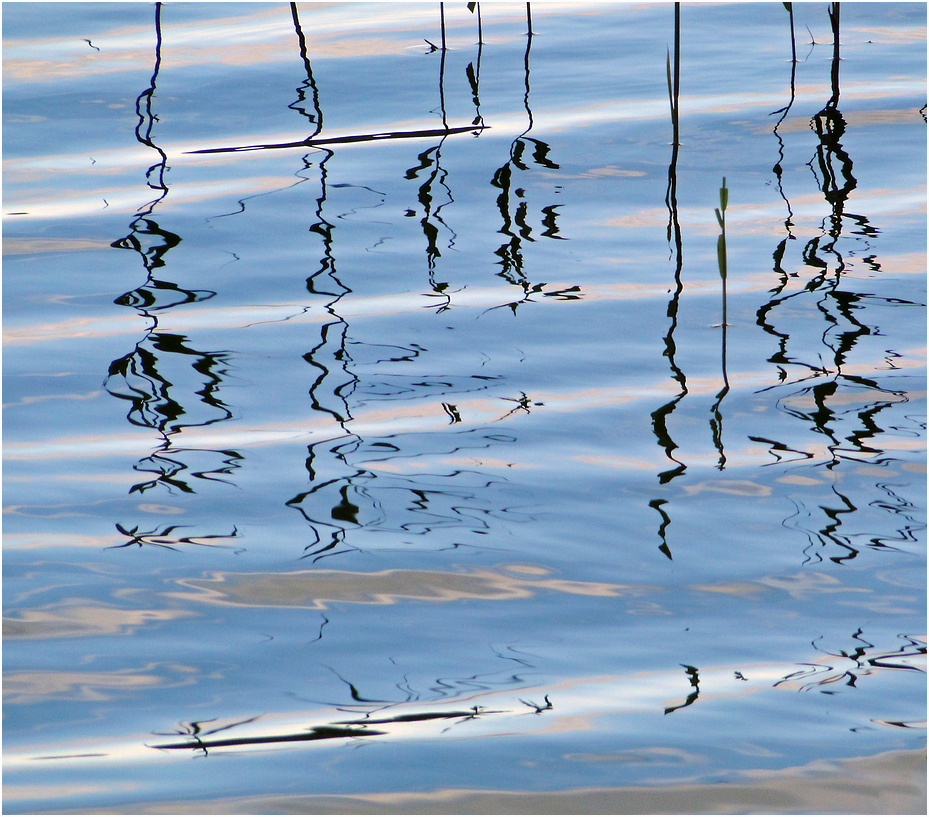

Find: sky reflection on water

[3,1,926,813]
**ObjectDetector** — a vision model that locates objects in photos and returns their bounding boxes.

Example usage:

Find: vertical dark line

[712,187,729,469]
[438,7,448,128]
[653,0,687,486]
[721,280,729,389]
[135,2,167,193]
[291,2,323,138]
[472,4,484,128]
[440,2,446,51]
[829,2,840,107]
[770,2,797,251]
[671,2,680,146]
[522,4,534,132]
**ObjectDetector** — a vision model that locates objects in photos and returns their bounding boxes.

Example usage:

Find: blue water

[3,2,926,813]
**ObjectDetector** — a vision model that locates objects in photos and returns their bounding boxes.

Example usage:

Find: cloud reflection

[170,563,644,610]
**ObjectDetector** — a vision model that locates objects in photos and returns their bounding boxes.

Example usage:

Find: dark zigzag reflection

[649,2,685,562]
[274,6,543,562]
[645,3,922,567]
[105,3,244,525]
[488,3,567,313]
[749,3,923,563]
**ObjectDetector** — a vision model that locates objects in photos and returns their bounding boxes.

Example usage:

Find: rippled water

[3,2,926,813]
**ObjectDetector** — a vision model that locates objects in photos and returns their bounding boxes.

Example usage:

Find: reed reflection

[710,178,730,470]
[288,427,535,562]
[751,5,921,564]
[152,702,513,755]
[775,630,926,692]
[405,3,457,305]
[153,638,543,757]
[467,2,485,132]
[105,3,243,512]
[663,664,699,715]
[154,648,544,756]
[783,467,922,565]
[649,2,684,560]
[277,8,538,561]
[284,4,363,561]
[489,3,566,308]
[755,3,913,481]
[770,0,799,266]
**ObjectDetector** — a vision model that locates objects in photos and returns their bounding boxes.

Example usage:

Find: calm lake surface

[3,2,926,813]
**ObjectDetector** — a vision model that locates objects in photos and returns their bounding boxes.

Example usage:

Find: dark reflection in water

[287,428,533,561]
[151,715,383,756]
[108,522,240,553]
[188,6,485,157]
[710,177,730,470]
[643,2,923,570]
[664,664,699,715]
[750,3,922,562]
[149,621,923,754]
[783,475,923,566]
[152,642,542,756]
[650,2,685,560]
[775,630,926,692]
[486,4,566,313]
[406,2,456,301]
[105,4,243,517]
[4,4,924,804]
[107,3,574,568]
[271,8,546,561]
[289,2,322,139]
[150,703,518,755]
[770,2,798,248]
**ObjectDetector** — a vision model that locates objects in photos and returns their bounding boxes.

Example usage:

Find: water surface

[3,2,926,813]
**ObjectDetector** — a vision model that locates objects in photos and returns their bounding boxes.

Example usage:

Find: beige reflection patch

[776,475,823,486]
[2,238,113,255]
[3,662,198,704]
[762,107,926,135]
[758,572,870,599]
[694,572,872,600]
[849,26,927,43]
[85,748,926,814]
[855,466,897,477]
[692,582,769,598]
[136,503,185,515]
[3,390,102,409]
[565,747,703,765]
[682,479,771,497]
[3,602,196,640]
[171,566,644,610]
